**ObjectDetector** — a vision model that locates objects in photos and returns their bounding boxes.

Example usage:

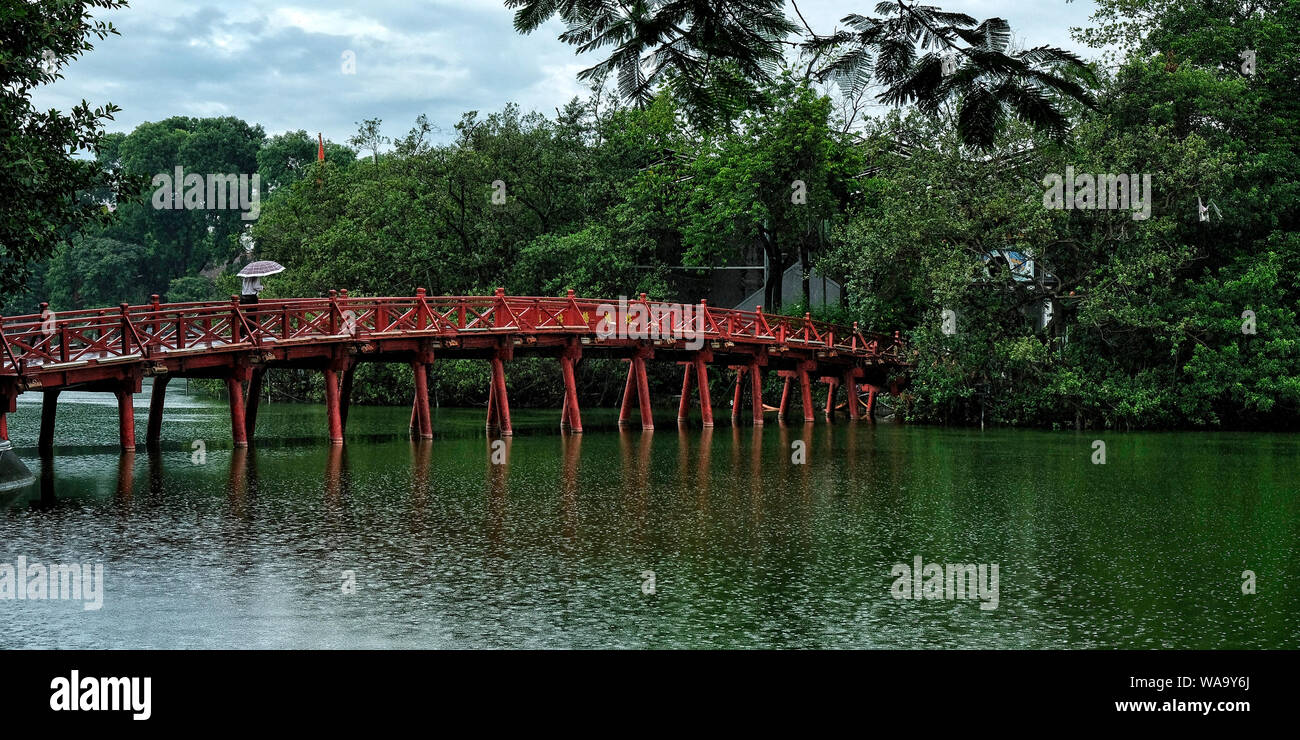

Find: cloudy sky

[33,0,1100,147]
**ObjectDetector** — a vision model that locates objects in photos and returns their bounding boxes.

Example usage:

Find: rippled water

[1,382,1297,648]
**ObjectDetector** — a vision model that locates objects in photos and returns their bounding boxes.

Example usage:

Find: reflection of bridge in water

[14,424,886,531]
[0,290,908,455]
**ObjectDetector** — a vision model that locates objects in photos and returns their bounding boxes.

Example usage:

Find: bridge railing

[0,291,906,375]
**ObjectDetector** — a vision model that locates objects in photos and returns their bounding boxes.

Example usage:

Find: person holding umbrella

[237,260,285,305]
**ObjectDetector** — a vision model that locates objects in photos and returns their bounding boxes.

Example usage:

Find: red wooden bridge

[0,289,908,452]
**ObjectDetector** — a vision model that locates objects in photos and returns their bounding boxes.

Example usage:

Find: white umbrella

[237,261,285,278]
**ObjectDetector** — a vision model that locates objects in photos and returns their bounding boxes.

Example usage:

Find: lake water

[1,382,1297,648]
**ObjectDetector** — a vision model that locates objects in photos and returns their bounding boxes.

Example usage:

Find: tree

[45,235,149,309]
[101,116,267,289]
[348,118,389,164]
[0,0,129,294]
[683,76,861,309]
[504,0,796,120]
[803,1,1096,150]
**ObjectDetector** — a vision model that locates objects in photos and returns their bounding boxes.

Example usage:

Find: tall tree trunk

[799,232,811,309]
[762,233,782,311]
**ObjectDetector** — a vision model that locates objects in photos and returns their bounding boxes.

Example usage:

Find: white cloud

[30,0,1099,147]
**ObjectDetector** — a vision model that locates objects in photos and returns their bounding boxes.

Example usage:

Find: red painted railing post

[120,303,132,355]
[230,296,242,344]
[149,294,161,348]
[565,289,580,327]
[339,288,350,336]
[328,290,339,335]
[494,287,507,329]
[415,288,428,331]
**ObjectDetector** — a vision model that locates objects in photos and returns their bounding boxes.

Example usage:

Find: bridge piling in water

[245,367,265,441]
[411,360,433,439]
[618,361,636,427]
[115,383,136,451]
[693,353,714,427]
[843,370,860,421]
[323,366,344,445]
[633,354,653,431]
[731,366,747,422]
[560,343,582,434]
[749,359,764,427]
[822,376,839,420]
[778,376,791,421]
[226,376,248,447]
[40,389,60,454]
[798,365,815,424]
[146,378,168,450]
[489,350,512,436]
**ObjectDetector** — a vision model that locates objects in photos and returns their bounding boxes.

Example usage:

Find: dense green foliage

[0,0,128,296]
[5,0,1297,430]
[830,0,1300,429]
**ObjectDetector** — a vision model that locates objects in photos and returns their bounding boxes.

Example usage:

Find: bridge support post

[693,353,713,427]
[115,384,136,452]
[778,376,791,421]
[618,361,635,427]
[412,360,433,440]
[798,366,815,423]
[822,377,839,421]
[865,383,878,420]
[490,352,512,436]
[843,371,860,420]
[750,361,764,427]
[146,379,168,450]
[226,376,248,448]
[340,363,355,433]
[324,367,344,445]
[731,366,747,422]
[0,387,12,442]
[40,389,61,454]
[633,354,653,431]
[677,363,693,424]
[560,346,582,434]
[245,367,265,442]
